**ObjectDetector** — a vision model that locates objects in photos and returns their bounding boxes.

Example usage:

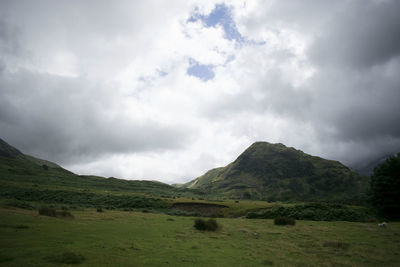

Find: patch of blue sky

[188,4,244,43]
[188,4,267,47]
[186,58,215,81]
[186,4,265,81]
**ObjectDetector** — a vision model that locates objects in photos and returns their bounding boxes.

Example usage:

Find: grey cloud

[208,0,400,166]
[0,0,399,181]
[0,69,191,164]
[309,0,400,69]
[203,51,311,120]
[0,20,20,56]
[308,60,400,142]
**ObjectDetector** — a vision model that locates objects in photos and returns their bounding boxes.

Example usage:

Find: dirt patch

[170,202,228,217]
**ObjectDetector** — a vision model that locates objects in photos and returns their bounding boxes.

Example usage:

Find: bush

[39,207,57,217]
[274,216,296,225]
[38,207,73,218]
[246,203,375,222]
[194,218,220,231]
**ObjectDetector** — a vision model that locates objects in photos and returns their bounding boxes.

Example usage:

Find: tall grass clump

[274,216,296,225]
[194,218,220,231]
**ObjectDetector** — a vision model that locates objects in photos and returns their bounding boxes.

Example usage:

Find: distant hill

[0,138,73,173]
[183,142,368,202]
[352,154,395,176]
[0,138,200,209]
[0,138,24,158]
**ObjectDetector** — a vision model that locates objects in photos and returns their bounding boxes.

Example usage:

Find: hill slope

[0,138,200,209]
[184,142,367,202]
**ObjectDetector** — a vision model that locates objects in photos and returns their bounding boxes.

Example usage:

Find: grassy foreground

[1,208,399,266]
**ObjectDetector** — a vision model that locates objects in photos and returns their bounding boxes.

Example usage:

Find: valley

[0,138,399,266]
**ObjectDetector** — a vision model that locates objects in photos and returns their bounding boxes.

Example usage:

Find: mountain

[183,142,367,202]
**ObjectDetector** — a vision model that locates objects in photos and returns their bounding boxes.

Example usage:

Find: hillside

[0,138,200,209]
[183,142,367,202]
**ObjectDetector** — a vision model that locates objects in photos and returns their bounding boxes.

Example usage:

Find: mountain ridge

[182,141,367,202]
[0,137,200,200]
[0,138,368,203]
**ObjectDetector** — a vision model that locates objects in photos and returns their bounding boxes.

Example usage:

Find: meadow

[1,207,399,266]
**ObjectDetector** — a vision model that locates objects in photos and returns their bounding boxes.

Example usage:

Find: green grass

[1,207,399,266]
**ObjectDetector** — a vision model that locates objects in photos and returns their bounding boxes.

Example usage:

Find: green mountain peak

[184,142,366,202]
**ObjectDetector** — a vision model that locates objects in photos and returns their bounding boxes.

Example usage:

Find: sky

[1,0,400,184]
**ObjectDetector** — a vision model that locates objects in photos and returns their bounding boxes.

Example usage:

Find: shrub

[274,216,296,225]
[205,218,219,231]
[38,207,73,218]
[39,207,57,217]
[194,219,207,230]
[246,203,375,222]
[194,218,220,231]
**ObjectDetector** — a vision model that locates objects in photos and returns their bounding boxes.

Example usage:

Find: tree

[370,153,400,219]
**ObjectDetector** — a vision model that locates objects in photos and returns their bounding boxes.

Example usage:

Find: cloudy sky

[1,0,399,183]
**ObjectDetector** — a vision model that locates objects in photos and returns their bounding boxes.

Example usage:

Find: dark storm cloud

[309,0,400,69]
[307,64,400,142]
[0,69,191,164]
[298,0,400,164]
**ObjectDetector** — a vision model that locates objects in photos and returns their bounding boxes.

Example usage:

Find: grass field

[1,207,399,266]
